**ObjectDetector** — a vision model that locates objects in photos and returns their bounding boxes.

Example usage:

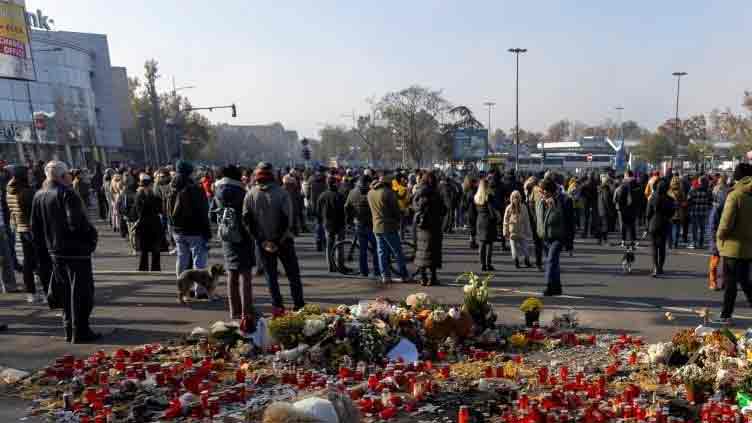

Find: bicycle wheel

[331,239,359,275]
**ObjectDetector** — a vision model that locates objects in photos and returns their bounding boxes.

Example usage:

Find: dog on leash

[177,264,224,305]
[621,244,635,274]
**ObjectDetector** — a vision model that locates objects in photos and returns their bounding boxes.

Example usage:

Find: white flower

[303,318,326,337]
[647,342,674,365]
[430,309,448,322]
[674,364,704,384]
[448,308,461,320]
[463,284,473,295]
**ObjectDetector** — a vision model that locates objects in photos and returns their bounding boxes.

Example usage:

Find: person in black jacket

[317,176,347,272]
[134,173,163,272]
[215,165,255,321]
[646,180,675,277]
[167,160,212,278]
[31,161,99,343]
[6,165,39,300]
[474,178,499,271]
[596,176,615,245]
[413,171,447,286]
[461,176,479,250]
[615,170,641,246]
[345,175,379,278]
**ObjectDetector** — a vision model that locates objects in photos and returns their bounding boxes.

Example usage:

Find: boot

[515,258,521,269]
[64,324,72,343]
[525,257,532,268]
[71,327,102,344]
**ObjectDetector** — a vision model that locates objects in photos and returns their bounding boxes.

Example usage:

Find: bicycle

[330,226,416,277]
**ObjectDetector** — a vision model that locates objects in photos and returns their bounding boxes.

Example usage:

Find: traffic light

[302,148,311,161]
[231,104,237,118]
[301,137,309,147]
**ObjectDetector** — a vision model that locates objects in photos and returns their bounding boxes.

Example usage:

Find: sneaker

[687,244,695,250]
[168,249,177,255]
[26,294,35,304]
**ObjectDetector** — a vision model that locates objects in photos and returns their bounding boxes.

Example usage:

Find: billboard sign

[0,1,34,81]
[453,128,488,161]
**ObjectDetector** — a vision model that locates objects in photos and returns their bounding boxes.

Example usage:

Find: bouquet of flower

[424,308,454,340]
[459,272,496,331]
[520,298,544,313]
[673,363,710,389]
[672,329,702,356]
[269,314,305,349]
[406,293,433,310]
[647,342,675,365]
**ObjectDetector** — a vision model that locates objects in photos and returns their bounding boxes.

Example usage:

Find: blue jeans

[691,216,706,248]
[174,234,209,276]
[544,240,563,293]
[356,224,379,276]
[315,221,325,250]
[375,231,408,280]
[0,229,17,292]
[670,223,682,248]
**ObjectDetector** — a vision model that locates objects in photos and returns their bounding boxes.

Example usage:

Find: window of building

[0,100,16,121]
[14,101,31,122]
[10,80,29,101]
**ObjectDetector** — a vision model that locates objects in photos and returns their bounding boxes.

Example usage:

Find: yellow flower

[510,333,528,348]
[520,297,544,313]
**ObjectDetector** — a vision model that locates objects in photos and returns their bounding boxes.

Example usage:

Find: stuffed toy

[263,392,361,423]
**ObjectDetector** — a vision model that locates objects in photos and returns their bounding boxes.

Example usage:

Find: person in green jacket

[717,163,752,324]
[368,171,410,285]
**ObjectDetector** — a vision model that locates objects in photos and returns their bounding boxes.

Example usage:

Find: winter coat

[243,181,293,244]
[503,204,533,241]
[708,186,729,255]
[306,173,327,213]
[215,177,252,244]
[316,187,346,233]
[717,176,752,259]
[392,180,410,214]
[474,198,499,243]
[31,181,97,258]
[668,184,687,224]
[646,182,675,235]
[153,175,172,218]
[535,192,575,243]
[438,181,456,210]
[614,178,640,223]
[462,187,478,236]
[345,182,372,228]
[596,184,615,235]
[166,175,211,239]
[367,180,401,234]
[6,177,34,233]
[413,185,446,269]
[134,189,163,248]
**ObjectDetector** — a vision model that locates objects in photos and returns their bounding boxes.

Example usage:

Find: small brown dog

[176,264,224,305]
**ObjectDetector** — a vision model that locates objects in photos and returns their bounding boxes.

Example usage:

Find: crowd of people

[1,157,752,338]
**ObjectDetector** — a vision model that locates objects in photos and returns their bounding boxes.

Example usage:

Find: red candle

[440,365,450,378]
[485,366,493,378]
[380,407,397,420]
[459,405,470,423]
[559,366,569,381]
[538,367,549,385]
[235,368,246,384]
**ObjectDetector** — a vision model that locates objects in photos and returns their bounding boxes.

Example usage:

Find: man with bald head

[31,161,100,343]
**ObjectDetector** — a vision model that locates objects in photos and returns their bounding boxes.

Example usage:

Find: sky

[27,0,752,140]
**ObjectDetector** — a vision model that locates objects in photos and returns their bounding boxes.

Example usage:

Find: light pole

[508,48,527,171]
[170,78,195,160]
[671,71,687,170]
[483,101,495,155]
[615,106,624,141]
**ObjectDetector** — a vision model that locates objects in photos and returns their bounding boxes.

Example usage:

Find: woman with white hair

[31,160,100,343]
[134,172,163,271]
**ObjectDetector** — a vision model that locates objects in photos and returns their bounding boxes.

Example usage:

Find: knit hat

[733,163,752,182]
[221,164,241,181]
[175,160,194,175]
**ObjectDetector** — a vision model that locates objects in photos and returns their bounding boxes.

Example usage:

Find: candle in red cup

[495,365,504,378]
[436,350,447,361]
[538,367,549,385]
[458,405,470,423]
[519,394,529,410]
[485,366,493,378]
[440,365,450,378]
[235,368,246,384]
[659,370,668,384]
[380,407,397,420]
[359,397,373,412]
[85,387,97,404]
[339,366,351,379]
[559,366,569,381]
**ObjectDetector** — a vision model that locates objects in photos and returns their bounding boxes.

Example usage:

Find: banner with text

[0,1,34,80]
[453,128,488,161]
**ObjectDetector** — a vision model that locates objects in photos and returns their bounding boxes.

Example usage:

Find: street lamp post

[170,78,195,160]
[508,48,527,171]
[615,106,624,142]
[483,101,495,156]
[671,71,687,170]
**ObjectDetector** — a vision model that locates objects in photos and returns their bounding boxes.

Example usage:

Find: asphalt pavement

[0,216,741,419]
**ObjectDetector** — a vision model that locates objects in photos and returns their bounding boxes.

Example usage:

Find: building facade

[0,29,124,167]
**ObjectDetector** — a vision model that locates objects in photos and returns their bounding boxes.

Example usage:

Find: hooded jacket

[717,176,752,259]
[646,181,675,235]
[345,177,372,228]
[367,179,401,234]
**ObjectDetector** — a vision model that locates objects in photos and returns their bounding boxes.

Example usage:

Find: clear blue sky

[29,0,752,139]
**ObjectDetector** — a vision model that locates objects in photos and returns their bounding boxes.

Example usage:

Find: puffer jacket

[31,181,97,258]
[503,203,533,241]
[6,177,34,233]
[215,177,251,243]
[243,181,293,244]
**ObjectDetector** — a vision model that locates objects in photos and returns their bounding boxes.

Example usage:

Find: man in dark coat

[345,175,379,277]
[167,161,211,278]
[31,160,99,343]
[615,171,641,246]
[306,170,327,251]
[536,177,575,296]
[317,176,347,272]
[412,171,446,286]
[439,175,457,234]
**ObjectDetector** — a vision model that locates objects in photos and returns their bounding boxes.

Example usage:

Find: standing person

[133,173,163,272]
[167,161,211,279]
[317,176,347,273]
[462,176,479,249]
[524,176,544,271]
[667,176,687,249]
[243,162,305,315]
[102,168,114,227]
[580,175,598,238]
[439,174,457,234]
[708,175,729,291]
[345,175,379,278]
[283,174,304,236]
[392,174,410,239]
[6,166,40,301]
[596,175,615,245]
[615,171,640,246]
[412,171,447,286]
[109,174,122,234]
[717,163,752,325]
[368,171,411,284]
[474,178,498,271]
[92,164,107,221]
[536,177,575,296]
[31,161,99,343]
[215,165,254,322]
[0,171,17,293]
[687,176,713,249]
[646,180,675,277]
[504,190,533,268]
[306,169,327,252]
[153,168,175,254]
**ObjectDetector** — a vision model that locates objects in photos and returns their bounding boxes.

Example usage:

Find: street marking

[662,306,695,313]
[614,301,657,308]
